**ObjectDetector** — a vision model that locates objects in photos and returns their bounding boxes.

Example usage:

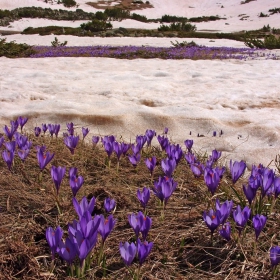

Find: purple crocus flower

[121,142,130,156]
[104,197,116,213]
[4,141,16,153]
[135,135,147,149]
[3,125,16,140]
[18,148,30,162]
[190,163,203,177]
[64,135,79,154]
[14,133,28,149]
[233,205,251,235]
[261,168,274,197]
[163,127,168,134]
[98,214,116,243]
[68,214,100,265]
[46,226,63,260]
[42,123,48,134]
[67,122,74,136]
[73,196,96,220]
[17,116,28,132]
[274,177,280,198]
[36,145,54,170]
[145,129,156,146]
[215,199,233,224]
[2,150,14,170]
[243,183,257,205]
[82,127,89,140]
[92,136,100,145]
[128,212,144,238]
[270,246,280,267]
[137,238,153,266]
[153,176,177,206]
[230,160,246,184]
[119,241,136,266]
[131,143,142,155]
[145,157,156,175]
[161,158,176,177]
[165,144,183,164]
[140,214,152,240]
[34,126,41,137]
[48,124,60,137]
[185,151,197,165]
[203,209,221,234]
[51,166,66,195]
[204,168,221,195]
[58,237,77,265]
[184,139,193,151]
[219,222,231,241]
[210,149,222,162]
[252,214,267,240]
[213,131,217,137]
[103,140,114,159]
[113,141,123,161]
[157,135,169,151]
[137,187,150,209]
[128,153,141,167]
[215,166,226,179]
[69,172,84,197]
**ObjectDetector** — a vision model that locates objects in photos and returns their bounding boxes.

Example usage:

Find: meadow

[1,117,280,279]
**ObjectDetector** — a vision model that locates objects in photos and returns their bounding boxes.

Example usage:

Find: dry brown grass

[0,128,278,279]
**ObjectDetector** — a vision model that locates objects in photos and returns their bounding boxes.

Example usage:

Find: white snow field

[1,0,280,167]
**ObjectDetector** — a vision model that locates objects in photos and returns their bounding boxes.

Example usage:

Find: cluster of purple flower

[46,196,116,275]
[203,199,267,241]
[2,117,280,272]
[120,189,153,272]
[1,117,30,169]
[30,45,276,60]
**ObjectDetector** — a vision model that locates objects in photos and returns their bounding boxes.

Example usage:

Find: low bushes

[244,34,280,49]
[158,22,197,32]
[0,38,35,57]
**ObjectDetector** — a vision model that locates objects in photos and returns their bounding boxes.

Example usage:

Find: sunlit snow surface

[1,0,280,167]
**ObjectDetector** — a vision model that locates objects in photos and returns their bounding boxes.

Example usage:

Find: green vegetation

[60,0,77,8]
[268,7,280,15]
[103,7,130,21]
[0,38,35,57]
[259,12,269,17]
[80,19,113,32]
[170,40,200,48]
[161,14,188,23]
[51,37,67,47]
[158,22,197,32]
[161,14,222,23]
[244,34,280,49]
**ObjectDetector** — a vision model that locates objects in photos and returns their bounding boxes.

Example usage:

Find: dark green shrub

[51,37,67,47]
[262,24,271,32]
[244,33,280,49]
[104,8,130,21]
[80,19,112,32]
[0,38,35,57]
[62,0,76,8]
[268,7,280,14]
[0,9,12,19]
[158,22,196,32]
[189,16,220,22]
[171,40,200,47]
[259,12,269,17]
[161,14,188,23]
[95,11,108,21]
[131,13,147,22]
